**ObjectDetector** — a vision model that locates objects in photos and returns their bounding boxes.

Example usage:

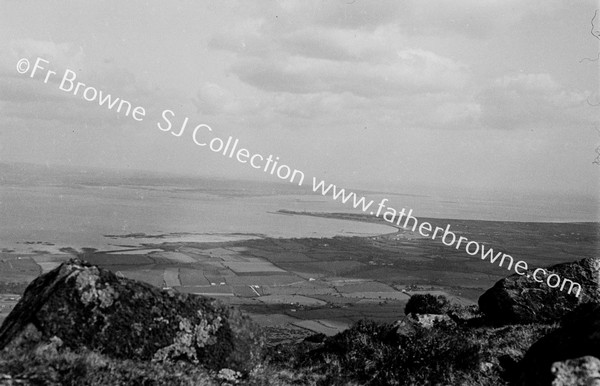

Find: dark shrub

[404,294,450,315]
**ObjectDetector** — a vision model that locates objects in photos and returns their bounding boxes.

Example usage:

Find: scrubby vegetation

[0,290,560,386]
[0,343,217,385]
[264,317,556,386]
[291,320,480,385]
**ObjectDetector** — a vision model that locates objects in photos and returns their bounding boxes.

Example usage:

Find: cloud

[206,3,594,135]
[237,0,565,40]
[477,73,592,130]
[233,0,407,33]
[208,2,581,133]
[210,6,472,98]
[279,28,381,62]
[493,73,560,92]
[0,38,185,152]
[408,0,561,38]
[282,0,406,30]
[193,82,264,116]
[230,42,469,98]
[208,16,474,131]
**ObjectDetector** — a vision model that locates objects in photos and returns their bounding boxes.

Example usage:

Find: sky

[0,0,599,201]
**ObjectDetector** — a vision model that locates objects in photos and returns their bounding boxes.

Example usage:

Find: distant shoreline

[275,209,600,226]
[3,209,598,256]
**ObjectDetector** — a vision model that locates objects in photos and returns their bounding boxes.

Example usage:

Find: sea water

[0,176,597,253]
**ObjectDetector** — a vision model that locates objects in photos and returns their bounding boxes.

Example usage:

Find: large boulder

[0,259,264,373]
[551,356,600,386]
[517,303,600,385]
[478,257,600,325]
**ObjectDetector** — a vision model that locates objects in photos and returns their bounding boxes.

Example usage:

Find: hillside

[0,256,599,385]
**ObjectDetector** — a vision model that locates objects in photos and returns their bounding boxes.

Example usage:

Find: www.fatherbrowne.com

[311,178,583,298]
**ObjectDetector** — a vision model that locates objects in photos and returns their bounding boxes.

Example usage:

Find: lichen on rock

[72,265,118,308]
[153,311,223,364]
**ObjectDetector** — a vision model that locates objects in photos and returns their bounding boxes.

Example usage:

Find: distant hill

[0,161,315,197]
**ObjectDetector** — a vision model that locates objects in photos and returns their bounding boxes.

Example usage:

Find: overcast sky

[0,0,598,199]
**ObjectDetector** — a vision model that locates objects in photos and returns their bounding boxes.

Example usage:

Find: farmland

[0,212,598,341]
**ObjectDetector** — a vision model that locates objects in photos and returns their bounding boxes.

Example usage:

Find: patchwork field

[0,212,598,341]
[0,294,20,326]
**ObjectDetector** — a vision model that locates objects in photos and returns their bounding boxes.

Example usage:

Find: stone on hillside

[393,313,455,337]
[391,318,417,337]
[551,356,600,386]
[479,257,600,324]
[517,303,600,386]
[0,259,264,373]
[410,313,455,329]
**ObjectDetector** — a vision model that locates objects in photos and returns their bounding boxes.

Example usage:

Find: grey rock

[0,259,265,374]
[479,257,600,325]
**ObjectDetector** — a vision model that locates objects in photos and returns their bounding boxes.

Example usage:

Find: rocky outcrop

[0,259,264,374]
[551,356,600,386]
[446,305,482,325]
[478,257,600,325]
[517,303,600,385]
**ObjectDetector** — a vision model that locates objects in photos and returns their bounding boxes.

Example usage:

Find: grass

[0,343,217,386]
